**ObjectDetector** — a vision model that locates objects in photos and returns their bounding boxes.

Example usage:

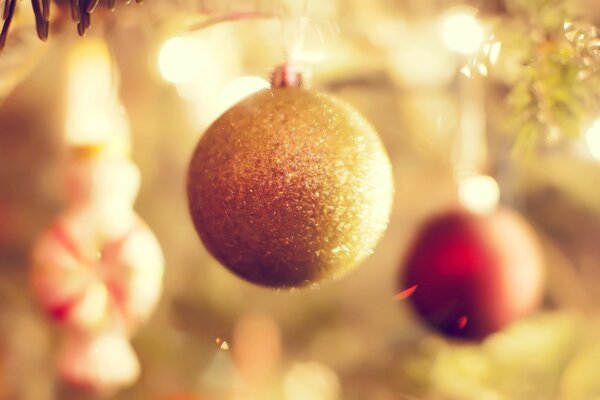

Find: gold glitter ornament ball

[187,88,394,288]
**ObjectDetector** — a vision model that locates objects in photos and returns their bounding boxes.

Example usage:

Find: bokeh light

[584,119,600,159]
[283,362,340,400]
[441,8,485,55]
[158,37,220,84]
[458,175,500,214]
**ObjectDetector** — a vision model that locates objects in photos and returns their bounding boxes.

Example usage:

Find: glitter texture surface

[187,88,394,288]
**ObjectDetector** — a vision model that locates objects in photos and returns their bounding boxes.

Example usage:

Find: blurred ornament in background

[30,174,164,334]
[187,76,394,288]
[30,37,164,392]
[398,208,544,340]
[400,1,546,341]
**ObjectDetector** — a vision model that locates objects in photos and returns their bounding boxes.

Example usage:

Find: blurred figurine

[31,146,164,391]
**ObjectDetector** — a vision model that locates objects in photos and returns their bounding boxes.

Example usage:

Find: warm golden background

[2,0,600,399]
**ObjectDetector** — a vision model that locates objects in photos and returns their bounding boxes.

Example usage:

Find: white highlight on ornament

[283,362,340,400]
[458,175,500,214]
[65,38,130,153]
[441,7,485,55]
[584,119,600,159]
[158,36,220,85]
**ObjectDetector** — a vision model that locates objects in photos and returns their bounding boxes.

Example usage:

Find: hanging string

[276,0,340,87]
[270,0,311,88]
[451,65,499,214]
[281,0,310,64]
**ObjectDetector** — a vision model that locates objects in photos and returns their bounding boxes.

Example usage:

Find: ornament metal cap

[271,63,304,88]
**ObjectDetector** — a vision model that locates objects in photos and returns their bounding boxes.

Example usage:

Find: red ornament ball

[399,208,544,340]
